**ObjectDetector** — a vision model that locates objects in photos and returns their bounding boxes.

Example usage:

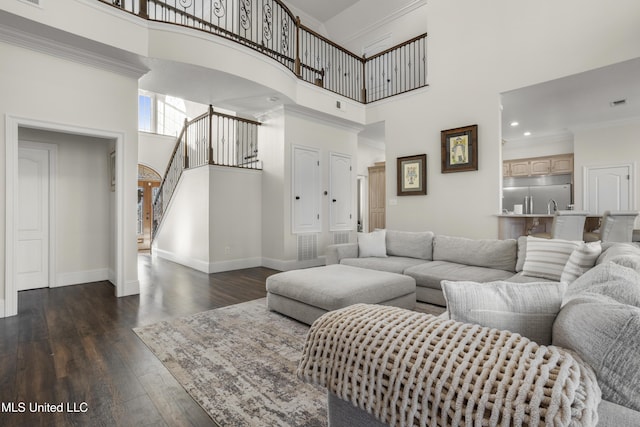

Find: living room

[1,0,639,425]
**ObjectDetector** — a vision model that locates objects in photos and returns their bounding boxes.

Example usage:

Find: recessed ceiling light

[523,131,531,136]
[510,121,519,127]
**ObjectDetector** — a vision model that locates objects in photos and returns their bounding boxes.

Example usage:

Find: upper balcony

[101,0,427,104]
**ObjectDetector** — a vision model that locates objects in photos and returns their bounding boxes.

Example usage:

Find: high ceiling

[283,0,360,23]
[501,58,640,143]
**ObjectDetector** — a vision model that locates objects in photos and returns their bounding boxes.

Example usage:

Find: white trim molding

[4,115,129,317]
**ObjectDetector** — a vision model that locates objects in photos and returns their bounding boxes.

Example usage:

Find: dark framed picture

[441,124,478,173]
[397,154,427,196]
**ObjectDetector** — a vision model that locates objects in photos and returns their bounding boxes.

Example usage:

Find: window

[138,94,153,132]
[157,96,187,137]
[138,91,188,137]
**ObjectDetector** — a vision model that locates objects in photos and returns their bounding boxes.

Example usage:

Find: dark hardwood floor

[0,254,277,427]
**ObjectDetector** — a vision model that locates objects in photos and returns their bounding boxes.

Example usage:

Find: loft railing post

[361,55,367,103]
[208,105,214,165]
[183,118,189,169]
[138,0,148,19]
[294,16,301,77]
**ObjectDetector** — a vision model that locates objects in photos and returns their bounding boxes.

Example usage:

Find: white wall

[357,139,385,176]
[19,129,113,286]
[153,166,211,272]
[153,165,262,273]
[209,167,262,271]
[573,119,640,223]
[324,0,426,54]
[0,41,140,315]
[138,131,176,177]
[365,0,640,239]
[502,134,574,161]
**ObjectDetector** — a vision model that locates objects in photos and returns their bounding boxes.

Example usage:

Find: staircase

[152,106,261,239]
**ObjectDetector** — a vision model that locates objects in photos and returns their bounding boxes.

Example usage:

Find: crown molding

[337,0,427,48]
[284,104,365,134]
[569,116,640,133]
[0,22,148,79]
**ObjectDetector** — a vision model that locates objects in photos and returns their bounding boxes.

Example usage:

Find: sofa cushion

[553,294,640,412]
[404,260,514,291]
[340,256,427,275]
[565,261,640,307]
[357,230,387,258]
[442,280,567,345]
[596,242,640,265]
[433,235,517,272]
[560,241,602,283]
[515,235,528,272]
[522,237,580,281]
[504,272,556,283]
[385,230,434,260]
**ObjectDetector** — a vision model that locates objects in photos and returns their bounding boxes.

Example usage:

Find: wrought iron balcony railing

[104,0,428,103]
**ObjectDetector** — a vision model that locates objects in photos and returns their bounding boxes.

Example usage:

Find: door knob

[332,199,337,202]
[295,196,300,200]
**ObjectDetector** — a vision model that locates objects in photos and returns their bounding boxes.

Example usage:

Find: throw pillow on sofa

[357,229,387,258]
[522,237,580,281]
[560,241,602,283]
[553,294,640,412]
[442,280,567,345]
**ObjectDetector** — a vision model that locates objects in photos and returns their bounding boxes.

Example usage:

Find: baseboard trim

[261,257,325,272]
[55,269,110,287]
[153,248,210,273]
[208,257,263,273]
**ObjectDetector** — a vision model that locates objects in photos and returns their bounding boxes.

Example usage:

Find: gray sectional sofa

[327,230,542,306]
[319,230,640,426]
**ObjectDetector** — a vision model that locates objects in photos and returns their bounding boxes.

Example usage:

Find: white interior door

[329,152,353,231]
[292,145,321,233]
[17,146,50,291]
[585,164,632,214]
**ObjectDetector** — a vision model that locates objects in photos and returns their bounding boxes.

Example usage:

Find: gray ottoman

[266,264,416,325]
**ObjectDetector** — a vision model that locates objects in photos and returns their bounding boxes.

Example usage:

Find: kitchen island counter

[497,214,600,239]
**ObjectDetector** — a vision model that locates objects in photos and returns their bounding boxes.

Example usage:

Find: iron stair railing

[152,105,261,239]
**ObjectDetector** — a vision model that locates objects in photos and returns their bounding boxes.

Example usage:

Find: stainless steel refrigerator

[503,184,572,214]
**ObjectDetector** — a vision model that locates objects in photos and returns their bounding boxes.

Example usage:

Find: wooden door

[368,162,386,231]
[138,180,160,250]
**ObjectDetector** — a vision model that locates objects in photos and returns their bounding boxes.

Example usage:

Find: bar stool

[531,210,589,241]
[584,211,639,243]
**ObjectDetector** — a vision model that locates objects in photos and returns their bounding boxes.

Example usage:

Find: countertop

[496,213,600,218]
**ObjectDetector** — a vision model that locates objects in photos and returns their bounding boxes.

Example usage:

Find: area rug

[133,298,326,427]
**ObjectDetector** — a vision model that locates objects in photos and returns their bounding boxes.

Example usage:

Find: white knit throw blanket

[297,304,601,427]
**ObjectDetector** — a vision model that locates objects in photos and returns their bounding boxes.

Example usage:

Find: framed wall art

[397,154,427,196]
[441,124,478,173]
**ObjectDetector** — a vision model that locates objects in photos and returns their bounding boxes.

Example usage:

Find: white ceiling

[501,58,640,143]
[283,0,360,23]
